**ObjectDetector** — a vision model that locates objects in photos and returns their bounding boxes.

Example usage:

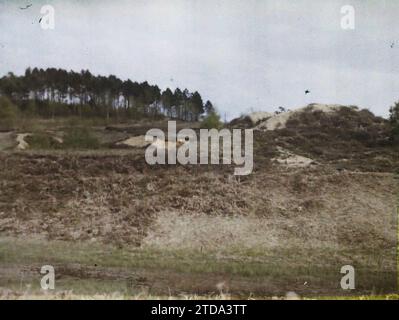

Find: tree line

[0,67,215,121]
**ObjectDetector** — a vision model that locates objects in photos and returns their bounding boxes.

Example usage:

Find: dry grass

[0,236,396,298]
[0,157,396,297]
[0,152,396,248]
[0,113,398,299]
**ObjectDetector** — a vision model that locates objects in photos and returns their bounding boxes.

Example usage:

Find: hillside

[231,103,399,173]
[0,103,398,298]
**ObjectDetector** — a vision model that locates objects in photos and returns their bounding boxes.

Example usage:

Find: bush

[26,128,100,150]
[0,96,19,118]
[0,96,20,129]
[26,133,61,149]
[200,111,223,130]
[389,101,399,142]
[63,127,100,149]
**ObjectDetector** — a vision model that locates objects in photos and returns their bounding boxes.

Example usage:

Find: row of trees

[0,67,215,121]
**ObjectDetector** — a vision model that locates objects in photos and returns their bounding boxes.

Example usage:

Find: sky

[0,0,398,119]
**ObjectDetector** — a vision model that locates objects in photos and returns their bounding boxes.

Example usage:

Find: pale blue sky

[0,0,398,119]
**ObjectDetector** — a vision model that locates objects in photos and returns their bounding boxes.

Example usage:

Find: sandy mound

[229,111,273,129]
[116,135,185,150]
[256,104,351,131]
[15,133,31,150]
[247,112,273,124]
[151,139,185,151]
[272,147,315,168]
[116,135,150,148]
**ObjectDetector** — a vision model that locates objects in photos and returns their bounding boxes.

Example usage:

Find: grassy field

[0,236,397,299]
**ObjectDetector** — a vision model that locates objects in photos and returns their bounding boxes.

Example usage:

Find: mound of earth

[236,103,399,172]
[16,133,31,150]
[254,104,352,131]
[115,135,186,150]
[271,146,316,168]
[116,135,150,148]
[230,111,273,128]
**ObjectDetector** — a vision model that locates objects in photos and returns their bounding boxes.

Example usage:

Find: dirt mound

[15,133,31,150]
[255,104,351,131]
[116,135,150,148]
[230,112,272,128]
[248,104,398,173]
[270,106,398,171]
[271,146,315,168]
[115,135,185,150]
[248,112,273,124]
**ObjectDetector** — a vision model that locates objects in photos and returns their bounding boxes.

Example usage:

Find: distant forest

[0,67,215,121]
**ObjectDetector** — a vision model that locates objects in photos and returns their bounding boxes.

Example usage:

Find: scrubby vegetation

[26,127,100,150]
[63,127,100,149]
[389,101,399,142]
[200,111,223,129]
[25,133,60,149]
[0,152,396,297]
[0,96,19,130]
[262,106,399,172]
[285,107,389,146]
[1,69,398,299]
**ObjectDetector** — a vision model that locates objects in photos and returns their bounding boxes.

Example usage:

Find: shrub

[0,96,20,129]
[200,111,223,130]
[389,101,399,142]
[0,96,19,118]
[63,127,100,149]
[19,100,39,118]
[26,133,60,149]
